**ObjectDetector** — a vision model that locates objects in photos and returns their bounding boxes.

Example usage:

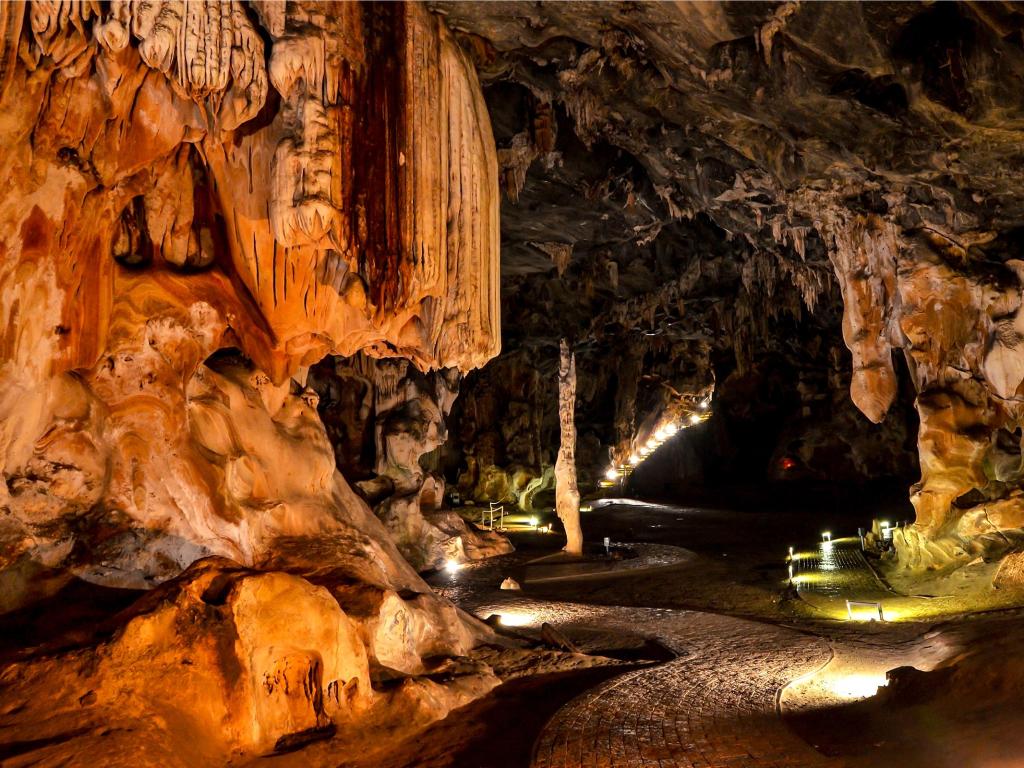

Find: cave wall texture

[430,0,1024,574]
[0,1,505,761]
[0,0,500,602]
[7,0,1024,758]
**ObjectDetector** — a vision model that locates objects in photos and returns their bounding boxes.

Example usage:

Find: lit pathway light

[846,600,885,622]
[828,673,889,700]
[496,611,535,627]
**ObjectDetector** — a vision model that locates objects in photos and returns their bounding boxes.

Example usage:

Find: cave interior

[3,2,1024,767]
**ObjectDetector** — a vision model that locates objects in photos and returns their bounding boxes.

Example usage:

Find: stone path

[466,597,838,768]
[789,538,911,622]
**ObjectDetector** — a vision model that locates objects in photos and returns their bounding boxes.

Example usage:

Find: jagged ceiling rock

[434,1,1024,570]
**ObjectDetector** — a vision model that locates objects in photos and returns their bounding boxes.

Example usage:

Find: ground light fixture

[605,467,618,480]
[444,559,461,574]
[529,516,538,528]
[846,600,885,621]
[822,531,832,542]
[828,673,889,700]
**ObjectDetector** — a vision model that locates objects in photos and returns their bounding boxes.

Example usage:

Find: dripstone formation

[433,0,1024,576]
[0,1,503,762]
[6,0,1024,763]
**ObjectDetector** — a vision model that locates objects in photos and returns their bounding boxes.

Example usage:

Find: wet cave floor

[350,489,1024,768]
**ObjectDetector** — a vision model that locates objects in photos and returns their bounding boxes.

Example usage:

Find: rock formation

[0,0,505,759]
[10,1,1024,759]
[447,347,553,510]
[555,339,582,555]
[431,0,1024,577]
[308,353,512,571]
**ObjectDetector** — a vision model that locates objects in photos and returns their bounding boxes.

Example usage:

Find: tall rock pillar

[556,339,583,555]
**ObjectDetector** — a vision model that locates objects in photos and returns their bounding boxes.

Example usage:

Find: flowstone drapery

[0,2,503,761]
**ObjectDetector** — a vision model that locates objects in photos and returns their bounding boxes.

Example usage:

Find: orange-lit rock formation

[828,219,1024,572]
[0,0,500,759]
[0,0,498,601]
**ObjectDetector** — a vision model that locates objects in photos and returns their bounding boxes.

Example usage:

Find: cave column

[556,339,583,555]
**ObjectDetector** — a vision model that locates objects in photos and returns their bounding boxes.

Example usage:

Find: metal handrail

[481,501,505,530]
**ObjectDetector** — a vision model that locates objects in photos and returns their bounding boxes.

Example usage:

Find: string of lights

[600,398,711,487]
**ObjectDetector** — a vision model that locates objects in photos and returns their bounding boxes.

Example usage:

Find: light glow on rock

[827,673,888,700]
[497,611,535,627]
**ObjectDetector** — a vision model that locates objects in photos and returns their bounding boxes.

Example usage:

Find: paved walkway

[467,597,837,768]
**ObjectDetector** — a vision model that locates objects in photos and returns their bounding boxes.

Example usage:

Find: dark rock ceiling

[433,0,1024,301]
[432,0,1024,491]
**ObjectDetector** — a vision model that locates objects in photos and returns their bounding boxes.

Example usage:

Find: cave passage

[4,2,1024,768]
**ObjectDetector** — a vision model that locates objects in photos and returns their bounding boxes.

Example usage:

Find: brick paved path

[468,598,837,768]
[789,539,897,622]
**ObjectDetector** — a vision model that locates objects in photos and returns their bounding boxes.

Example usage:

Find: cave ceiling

[433,0,1024,343]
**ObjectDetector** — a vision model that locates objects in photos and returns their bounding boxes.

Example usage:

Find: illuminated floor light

[822,531,832,542]
[689,413,701,425]
[497,612,535,627]
[629,454,640,465]
[828,673,888,700]
[846,599,885,622]
[444,559,462,574]
[529,516,538,527]
[605,467,618,480]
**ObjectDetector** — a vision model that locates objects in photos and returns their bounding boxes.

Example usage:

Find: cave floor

[391,496,1024,768]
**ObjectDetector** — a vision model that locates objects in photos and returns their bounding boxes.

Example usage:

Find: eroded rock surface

[431,0,1024,574]
[0,1,504,760]
[308,353,512,571]
[0,559,499,765]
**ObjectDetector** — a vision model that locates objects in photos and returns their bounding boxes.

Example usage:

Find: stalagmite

[556,339,583,556]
